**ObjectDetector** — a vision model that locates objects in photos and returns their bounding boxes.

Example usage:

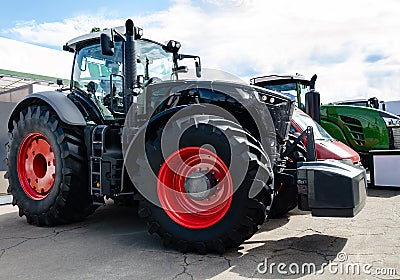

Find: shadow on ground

[367,187,400,198]
[227,234,347,279]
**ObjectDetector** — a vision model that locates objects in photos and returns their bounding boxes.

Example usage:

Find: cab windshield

[72,39,174,99]
[264,82,308,96]
[263,81,308,107]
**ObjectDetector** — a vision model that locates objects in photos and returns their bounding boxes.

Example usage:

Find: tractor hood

[320,104,400,151]
[315,140,361,165]
[144,78,295,163]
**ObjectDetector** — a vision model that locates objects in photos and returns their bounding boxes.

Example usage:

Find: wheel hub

[184,172,211,200]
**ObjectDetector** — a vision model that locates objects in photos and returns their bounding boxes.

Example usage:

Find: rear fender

[8,91,87,131]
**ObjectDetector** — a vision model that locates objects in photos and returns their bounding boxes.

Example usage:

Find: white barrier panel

[371,150,400,187]
[0,195,12,205]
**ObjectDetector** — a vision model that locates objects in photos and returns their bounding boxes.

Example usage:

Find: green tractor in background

[251,74,400,186]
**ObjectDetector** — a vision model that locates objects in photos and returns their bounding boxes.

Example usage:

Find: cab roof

[250,74,310,86]
[63,26,125,52]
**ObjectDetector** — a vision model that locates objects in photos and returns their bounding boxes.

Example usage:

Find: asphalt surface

[0,185,399,280]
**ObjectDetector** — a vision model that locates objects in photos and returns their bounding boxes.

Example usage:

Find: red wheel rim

[17,133,56,200]
[157,147,233,229]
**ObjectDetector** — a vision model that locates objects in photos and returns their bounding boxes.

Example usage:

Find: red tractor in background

[291,108,361,165]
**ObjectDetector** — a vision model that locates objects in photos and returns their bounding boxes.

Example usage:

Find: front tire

[6,105,94,226]
[133,115,272,254]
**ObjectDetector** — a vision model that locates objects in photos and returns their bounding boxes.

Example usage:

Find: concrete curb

[0,195,12,205]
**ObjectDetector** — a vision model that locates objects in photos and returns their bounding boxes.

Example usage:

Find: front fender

[124,104,273,200]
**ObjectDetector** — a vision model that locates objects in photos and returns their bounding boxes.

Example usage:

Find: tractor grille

[340,115,365,146]
[390,127,400,149]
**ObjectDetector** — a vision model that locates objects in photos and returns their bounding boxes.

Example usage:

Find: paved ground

[0,186,399,280]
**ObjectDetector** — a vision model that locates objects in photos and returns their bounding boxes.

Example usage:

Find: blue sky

[0,0,171,30]
[1,0,400,103]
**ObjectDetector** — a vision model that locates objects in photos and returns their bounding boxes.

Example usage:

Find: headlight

[340,159,354,165]
[380,111,400,127]
[382,117,400,127]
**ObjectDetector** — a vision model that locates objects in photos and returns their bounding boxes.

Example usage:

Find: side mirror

[101,33,114,56]
[177,54,201,78]
[195,58,201,78]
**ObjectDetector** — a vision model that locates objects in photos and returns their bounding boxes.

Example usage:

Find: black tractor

[5,20,367,254]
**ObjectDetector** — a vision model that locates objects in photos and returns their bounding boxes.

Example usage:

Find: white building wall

[0,36,73,79]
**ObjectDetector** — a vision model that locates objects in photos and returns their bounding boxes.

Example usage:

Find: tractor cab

[63,22,201,123]
[69,37,174,118]
[250,74,310,110]
[251,73,321,123]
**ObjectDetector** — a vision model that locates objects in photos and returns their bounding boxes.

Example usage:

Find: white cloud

[2,0,400,103]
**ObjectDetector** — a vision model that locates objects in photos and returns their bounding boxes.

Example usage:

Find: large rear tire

[5,105,94,226]
[133,115,272,254]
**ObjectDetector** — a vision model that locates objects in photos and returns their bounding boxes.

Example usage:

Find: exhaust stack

[305,74,321,123]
